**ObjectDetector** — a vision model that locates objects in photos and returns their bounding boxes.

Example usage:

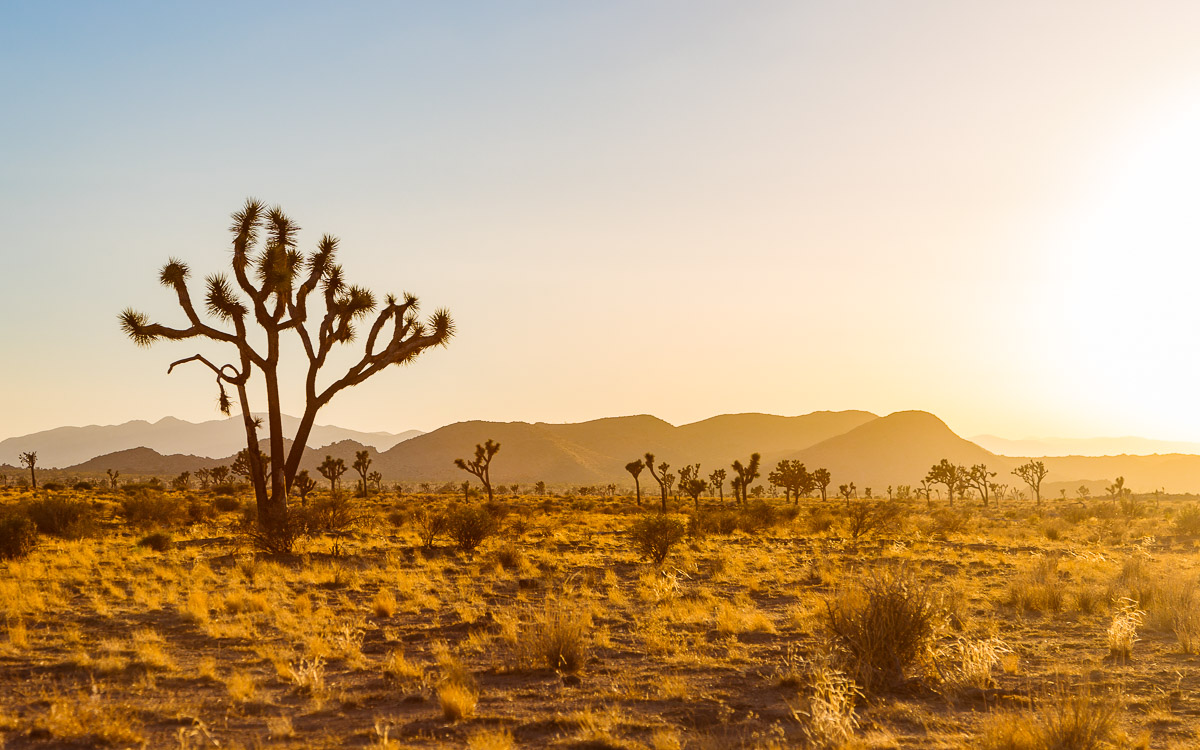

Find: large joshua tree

[120,200,453,549]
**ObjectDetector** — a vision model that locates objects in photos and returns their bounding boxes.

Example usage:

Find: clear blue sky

[5,2,1200,443]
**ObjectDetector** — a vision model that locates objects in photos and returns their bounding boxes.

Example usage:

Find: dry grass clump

[434,643,478,721]
[467,727,516,750]
[978,683,1121,750]
[372,588,397,618]
[225,669,258,703]
[32,692,143,746]
[1006,555,1066,613]
[519,601,592,673]
[1106,598,1144,662]
[789,660,862,749]
[382,648,425,684]
[823,566,936,693]
[936,636,1012,692]
[715,600,776,635]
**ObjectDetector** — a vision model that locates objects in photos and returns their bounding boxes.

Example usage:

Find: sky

[5,2,1200,443]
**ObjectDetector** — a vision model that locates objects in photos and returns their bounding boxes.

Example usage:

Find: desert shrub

[922,508,972,538]
[73,482,93,491]
[520,603,591,673]
[823,566,937,694]
[186,499,215,523]
[687,509,738,538]
[22,496,95,539]
[806,508,836,534]
[738,500,778,533]
[212,494,241,513]
[386,510,406,527]
[0,512,39,560]
[304,494,360,536]
[137,531,173,552]
[211,484,237,497]
[844,501,906,540]
[413,508,448,548]
[41,482,65,492]
[1006,555,1066,613]
[493,541,523,570]
[629,514,687,566]
[1175,505,1200,535]
[1060,503,1092,525]
[120,491,187,528]
[446,505,498,552]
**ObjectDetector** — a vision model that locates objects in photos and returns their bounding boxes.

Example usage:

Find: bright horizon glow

[5,3,1200,447]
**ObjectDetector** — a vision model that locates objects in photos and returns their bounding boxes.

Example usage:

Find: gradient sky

[5,2,1200,443]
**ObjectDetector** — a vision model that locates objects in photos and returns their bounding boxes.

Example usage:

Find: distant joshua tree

[120,199,452,550]
[682,476,707,508]
[768,460,814,505]
[353,450,373,497]
[730,453,761,505]
[643,453,672,512]
[811,468,831,502]
[195,467,211,489]
[625,459,645,506]
[368,471,383,493]
[18,452,37,490]
[455,439,500,503]
[534,480,546,496]
[967,464,997,507]
[210,465,230,486]
[294,469,317,505]
[172,471,191,490]
[107,468,121,489]
[926,459,968,507]
[1012,460,1049,508]
[232,448,270,486]
[838,482,856,506]
[318,455,347,493]
[708,468,726,502]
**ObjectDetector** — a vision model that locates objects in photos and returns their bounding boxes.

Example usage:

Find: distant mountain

[795,410,1005,490]
[973,434,1200,458]
[0,416,422,468]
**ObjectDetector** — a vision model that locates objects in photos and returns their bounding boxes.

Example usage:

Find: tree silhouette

[1012,460,1049,508]
[232,448,270,486]
[368,471,383,493]
[812,468,831,502]
[682,477,707,508]
[317,455,346,493]
[353,450,372,497]
[730,453,761,505]
[643,453,672,512]
[967,464,997,507]
[172,471,191,490]
[455,439,500,503]
[18,452,36,490]
[210,465,230,486]
[294,469,317,506]
[926,459,968,507]
[625,459,645,506]
[708,468,726,502]
[120,199,452,549]
[768,460,813,505]
[107,468,121,489]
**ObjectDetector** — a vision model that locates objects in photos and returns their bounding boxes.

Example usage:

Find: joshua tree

[460,480,471,503]
[195,467,211,489]
[120,199,453,549]
[455,439,500,503]
[708,468,726,502]
[106,468,121,489]
[318,455,347,493]
[838,483,856,506]
[682,477,707,508]
[18,452,36,490]
[369,471,383,493]
[1106,476,1128,501]
[643,453,672,512]
[730,453,761,505]
[353,450,373,497]
[1012,460,1049,508]
[967,464,997,507]
[625,459,645,506]
[812,468,831,502]
[172,471,191,490]
[294,470,317,505]
[232,448,270,486]
[210,465,230,486]
[926,459,968,507]
[534,481,546,496]
[769,460,814,505]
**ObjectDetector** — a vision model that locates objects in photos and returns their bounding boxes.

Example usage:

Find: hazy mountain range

[7,410,1200,493]
[0,416,422,468]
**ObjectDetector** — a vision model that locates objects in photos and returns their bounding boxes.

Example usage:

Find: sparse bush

[629,514,687,566]
[41,482,65,492]
[1175,505,1200,535]
[823,566,937,694]
[413,508,448,548]
[922,507,972,538]
[446,505,497,552]
[843,500,905,540]
[0,512,39,560]
[1106,597,1144,662]
[521,603,591,673]
[1006,555,1066,613]
[304,494,360,536]
[73,481,93,491]
[688,509,738,538]
[137,531,173,552]
[493,541,523,570]
[23,496,95,539]
[212,494,241,513]
[120,491,186,528]
[738,499,778,533]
